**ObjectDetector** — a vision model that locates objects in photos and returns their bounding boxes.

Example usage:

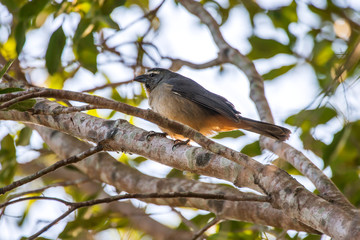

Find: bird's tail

[237,117,291,141]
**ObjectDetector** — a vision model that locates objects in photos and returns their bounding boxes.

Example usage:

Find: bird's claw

[146,131,167,140]
[172,139,190,150]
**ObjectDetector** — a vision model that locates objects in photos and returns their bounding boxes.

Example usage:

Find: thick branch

[31,124,316,232]
[1,75,359,238]
[177,0,355,218]
[18,161,194,240]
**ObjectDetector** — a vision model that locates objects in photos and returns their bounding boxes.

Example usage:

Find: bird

[134,68,290,141]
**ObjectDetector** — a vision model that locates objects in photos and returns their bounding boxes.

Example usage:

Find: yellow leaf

[0,37,17,60]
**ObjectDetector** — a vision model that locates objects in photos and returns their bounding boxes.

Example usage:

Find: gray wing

[166,77,241,122]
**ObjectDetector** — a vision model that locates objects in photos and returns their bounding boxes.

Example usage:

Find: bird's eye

[149,73,156,77]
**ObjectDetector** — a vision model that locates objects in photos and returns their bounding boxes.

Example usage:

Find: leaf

[322,121,360,204]
[300,131,327,157]
[247,36,292,59]
[0,59,15,79]
[73,18,93,43]
[45,26,66,75]
[0,88,24,94]
[323,124,352,167]
[0,135,17,186]
[272,158,301,175]
[15,20,27,55]
[285,106,337,130]
[212,130,244,139]
[268,1,298,29]
[19,0,50,19]
[240,141,261,157]
[167,168,185,179]
[8,99,36,112]
[262,64,296,80]
[74,33,98,74]
[0,37,17,60]
[100,0,126,15]
[16,127,33,146]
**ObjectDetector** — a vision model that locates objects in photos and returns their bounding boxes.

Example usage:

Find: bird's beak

[134,75,147,83]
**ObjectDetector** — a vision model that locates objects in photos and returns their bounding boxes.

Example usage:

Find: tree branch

[31,124,316,233]
[177,0,355,214]
[1,74,358,238]
[0,141,104,195]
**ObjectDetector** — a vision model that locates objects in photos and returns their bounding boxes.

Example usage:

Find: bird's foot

[146,131,167,140]
[172,139,190,150]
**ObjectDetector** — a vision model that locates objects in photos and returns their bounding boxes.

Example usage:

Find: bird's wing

[166,77,241,122]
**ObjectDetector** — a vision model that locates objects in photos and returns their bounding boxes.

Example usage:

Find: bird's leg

[172,139,190,150]
[146,131,167,140]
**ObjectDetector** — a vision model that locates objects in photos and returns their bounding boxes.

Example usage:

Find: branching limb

[177,0,356,214]
[33,104,103,115]
[191,217,221,240]
[4,192,266,239]
[82,80,133,93]
[0,142,104,195]
[8,178,89,200]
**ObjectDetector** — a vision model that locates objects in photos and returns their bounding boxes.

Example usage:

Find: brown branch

[1,77,358,238]
[32,104,102,115]
[165,49,230,71]
[82,80,133,93]
[31,124,316,233]
[12,192,266,239]
[18,160,194,240]
[191,217,221,240]
[177,0,356,215]
[8,178,89,200]
[0,142,104,195]
[28,207,75,240]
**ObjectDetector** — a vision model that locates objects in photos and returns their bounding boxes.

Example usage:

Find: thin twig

[82,80,133,93]
[171,207,199,231]
[191,217,221,240]
[0,143,104,195]
[17,191,266,239]
[33,104,104,115]
[8,178,89,199]
[27,207,75,240]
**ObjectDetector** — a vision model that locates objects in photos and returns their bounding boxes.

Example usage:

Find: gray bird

[134,68,290,141]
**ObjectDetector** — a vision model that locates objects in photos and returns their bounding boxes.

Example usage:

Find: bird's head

[134,68,171,92]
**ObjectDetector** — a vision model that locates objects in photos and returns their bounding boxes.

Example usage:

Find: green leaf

[268,1,298,29]
[74,33,98,74]
[300,131,327,157]
[15,20,28,55]
[212,130,245,139]
[16,127,33,146]
[1,0,25,13]
[45,26,66,75]
[73,18,93,43]
[273,158,301,175]
[0,88,24,94]
[285,106,337,130]
[247,36,292,59]
[19,0,49,19]
[8,99,36,112]
[0,135,17,186]
[100,0,126,15]
[167,168,185,179]
[0,59,15,79]
[323,124,352,167]
[262,64,296,80]
[322,121,360,204]
[240,141,261,157]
